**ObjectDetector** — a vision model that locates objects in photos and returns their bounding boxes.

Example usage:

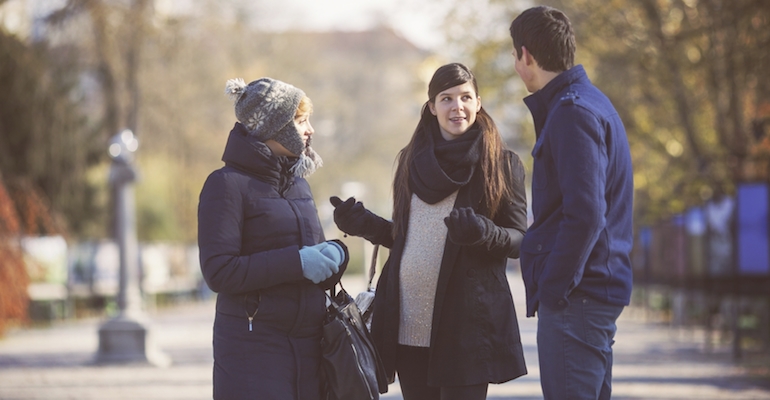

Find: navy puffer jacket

[198,122,346,400]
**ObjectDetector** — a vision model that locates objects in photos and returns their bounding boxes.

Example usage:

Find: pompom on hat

[225,77,323,177]
[225,77,306,156]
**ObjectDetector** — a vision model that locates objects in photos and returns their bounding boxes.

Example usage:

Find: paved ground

[1,270,769,400]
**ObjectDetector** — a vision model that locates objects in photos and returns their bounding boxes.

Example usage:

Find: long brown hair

[392,63,512,238]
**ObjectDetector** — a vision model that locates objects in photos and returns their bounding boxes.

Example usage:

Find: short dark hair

[509,6,575,72]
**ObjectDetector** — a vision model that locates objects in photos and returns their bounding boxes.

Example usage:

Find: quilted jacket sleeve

[197,171,305,294]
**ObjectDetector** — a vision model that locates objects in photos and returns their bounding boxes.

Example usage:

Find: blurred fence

[19,237,206,321]
[632,182,770,359]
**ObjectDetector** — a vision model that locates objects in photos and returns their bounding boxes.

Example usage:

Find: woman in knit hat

[330,63,528,399]
[198,77,348,400]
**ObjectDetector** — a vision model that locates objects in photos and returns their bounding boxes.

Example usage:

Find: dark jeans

[396,345,488,400]
[537,291,624,400]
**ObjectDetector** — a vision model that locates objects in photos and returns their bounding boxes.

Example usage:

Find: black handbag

[322,273,386,400]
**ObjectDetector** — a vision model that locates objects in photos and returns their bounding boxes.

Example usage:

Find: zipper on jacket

[243,293,260,332]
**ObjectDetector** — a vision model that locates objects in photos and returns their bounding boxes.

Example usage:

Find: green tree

[0,22,101,236]
[3,0,433,249]
[441,0,770,224]
[132,12,432,242]
[547,0,769,223]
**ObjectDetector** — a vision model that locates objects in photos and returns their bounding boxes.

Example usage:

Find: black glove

[444,207,495,246]
[330,196,373,237]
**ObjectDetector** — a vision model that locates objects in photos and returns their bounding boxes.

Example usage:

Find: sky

[238,0,523,57]
[256,0,450,50]
[2,0,520,53]
[154,0,453,52]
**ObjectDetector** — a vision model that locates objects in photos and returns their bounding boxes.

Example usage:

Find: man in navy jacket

[509,6,634,400]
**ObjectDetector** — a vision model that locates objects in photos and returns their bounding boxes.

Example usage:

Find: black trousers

[396,345,489,400]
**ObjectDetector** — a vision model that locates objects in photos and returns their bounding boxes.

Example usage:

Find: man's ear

[521,46,535,66]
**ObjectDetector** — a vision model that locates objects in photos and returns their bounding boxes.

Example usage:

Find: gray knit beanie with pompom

[225,77,322,177]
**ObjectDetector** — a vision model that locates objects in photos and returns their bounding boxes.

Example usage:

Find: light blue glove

[299,242,340,284]
[320,241,345,267]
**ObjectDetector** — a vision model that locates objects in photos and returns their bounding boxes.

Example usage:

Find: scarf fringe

[290,146,323,178]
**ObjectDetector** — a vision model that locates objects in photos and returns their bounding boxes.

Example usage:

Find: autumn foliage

[0,176,27,335]
[0,175,62,336]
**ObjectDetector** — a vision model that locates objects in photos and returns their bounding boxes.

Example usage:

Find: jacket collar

[523,65,589,136]
[222,122,293,185]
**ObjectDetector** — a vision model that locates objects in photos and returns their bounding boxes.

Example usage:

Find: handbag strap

[367,244,379,289]
[330,278,346,298]
[330,244,379,297]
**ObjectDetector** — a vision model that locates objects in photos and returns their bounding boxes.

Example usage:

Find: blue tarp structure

[736,183,770,276]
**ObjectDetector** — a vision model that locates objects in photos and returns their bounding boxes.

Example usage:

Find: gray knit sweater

[398,191,458,347]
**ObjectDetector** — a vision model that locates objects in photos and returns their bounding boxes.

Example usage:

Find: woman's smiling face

[428,82,481,141]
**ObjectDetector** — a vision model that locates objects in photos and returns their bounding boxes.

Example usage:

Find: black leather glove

[330,196,374,237]
[444,207,496,246]
[330,196,394,247]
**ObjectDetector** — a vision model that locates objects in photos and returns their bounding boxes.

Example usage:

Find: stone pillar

[96,129,170,367]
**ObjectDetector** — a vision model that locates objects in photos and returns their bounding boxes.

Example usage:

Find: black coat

[198,123,346,400]
[367,150,528,390]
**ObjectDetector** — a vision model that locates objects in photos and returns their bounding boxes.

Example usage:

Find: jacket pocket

[521,230,556,288]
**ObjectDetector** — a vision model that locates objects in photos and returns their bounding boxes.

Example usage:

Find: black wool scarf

[408,119,482,204]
